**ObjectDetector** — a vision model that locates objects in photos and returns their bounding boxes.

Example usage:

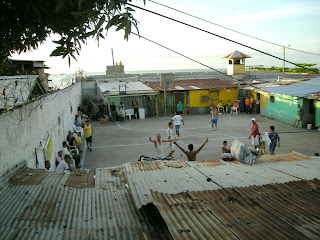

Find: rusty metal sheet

[152,180,319,240]
[64,170,95,188]
[192,160,226,167]
[9,168,50,186]
[151,190,238,240]
[259,151,311,163]
[129,160,189,172]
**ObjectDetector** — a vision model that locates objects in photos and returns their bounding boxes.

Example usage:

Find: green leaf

[95,15,106,32]
[55,0,66,13]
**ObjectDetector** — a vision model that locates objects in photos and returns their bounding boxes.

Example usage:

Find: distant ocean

[48,68,227,89]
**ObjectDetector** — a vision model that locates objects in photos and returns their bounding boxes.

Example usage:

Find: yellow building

[222,50,251,75]
[146,78,239,115]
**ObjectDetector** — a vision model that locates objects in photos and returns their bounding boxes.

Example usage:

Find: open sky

[11,0,320,74]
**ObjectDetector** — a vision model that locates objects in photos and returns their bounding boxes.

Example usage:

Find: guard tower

[222,50,251,75]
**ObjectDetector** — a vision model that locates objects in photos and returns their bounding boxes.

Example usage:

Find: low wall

[0,82,82,173]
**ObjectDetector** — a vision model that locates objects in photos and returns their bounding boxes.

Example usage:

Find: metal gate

[157,91,187,117]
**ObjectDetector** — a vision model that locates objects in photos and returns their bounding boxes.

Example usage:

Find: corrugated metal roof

[124,157,320,209]
[97,81,154,94]
[222,50,251,59]
[259,151,311,163]
[1,154,319,239]
[145,78,238,91]
[0,167,172,240]
[260,77,320,96]
[152,179,320,240]
[0,75,38,109]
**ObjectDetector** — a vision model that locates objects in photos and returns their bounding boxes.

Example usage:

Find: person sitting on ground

[222,141,231,153]
[221,141,233,160]
[56,150,62,166]
[174,137,209,161]
[149,134,176,159]
[56,155,70,173]
[45,161,51,170]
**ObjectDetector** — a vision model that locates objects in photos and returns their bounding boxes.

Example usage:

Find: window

[234,60,240,65]
[270,96,275,102]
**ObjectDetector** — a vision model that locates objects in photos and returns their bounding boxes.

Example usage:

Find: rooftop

[1,153,319,239]
[145,78,238,91]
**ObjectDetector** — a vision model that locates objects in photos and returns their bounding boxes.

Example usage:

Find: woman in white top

[149,134,175,159]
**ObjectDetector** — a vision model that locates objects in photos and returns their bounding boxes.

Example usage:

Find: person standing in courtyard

[177,101,184,115]
[256,95,260,114]
[132,100,139,120]
[149,134,176,159]
[248,118,260,149]
[84,121,93,151]
[293,104,303,127]
[110,102,117,122]
[174,137,209,161]
[250,95,255,113]
[245,97,251,114]
[167,122,175,157]
[210,107,218,130]
[171,112,184,137]
[268,126,280,155]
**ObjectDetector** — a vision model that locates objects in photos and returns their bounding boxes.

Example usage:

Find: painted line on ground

[116,115,233,131]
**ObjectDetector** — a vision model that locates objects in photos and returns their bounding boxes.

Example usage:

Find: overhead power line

[131,32,237,81]
[148,0,320,56]
[128,3,319,74]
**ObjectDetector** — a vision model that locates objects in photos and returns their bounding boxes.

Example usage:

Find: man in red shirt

[248,118,260,149]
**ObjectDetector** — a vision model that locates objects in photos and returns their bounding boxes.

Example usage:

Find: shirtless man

[167,122,175,157]
[174,137,209,161]
[221,141,231,153]
[149,134,176,159]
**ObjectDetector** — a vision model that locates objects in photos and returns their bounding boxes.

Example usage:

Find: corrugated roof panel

[0,169,172,240]
[259,151,311,163]
[124,158,319,209]
[261,77,320,96]
[151,190,239,240]
[97,81,153,93]
[152,179,320,240]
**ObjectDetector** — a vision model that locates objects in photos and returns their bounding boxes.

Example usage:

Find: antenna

[111,48,115,65]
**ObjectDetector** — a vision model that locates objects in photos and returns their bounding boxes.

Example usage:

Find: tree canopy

[0,0,143,65]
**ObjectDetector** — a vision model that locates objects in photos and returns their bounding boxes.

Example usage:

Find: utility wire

[148,0,320,56]
[131,32,239,81]
[128,3,319,74]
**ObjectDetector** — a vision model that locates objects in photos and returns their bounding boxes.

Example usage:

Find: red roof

[144,78,238,91]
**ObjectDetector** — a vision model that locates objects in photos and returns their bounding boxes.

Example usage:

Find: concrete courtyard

[83,113,320,169]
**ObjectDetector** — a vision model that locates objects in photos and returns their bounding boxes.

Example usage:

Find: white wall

[0,82,82,172]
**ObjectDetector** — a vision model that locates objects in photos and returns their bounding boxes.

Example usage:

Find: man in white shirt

[167,122,175,157]
[56,156,70,173]
[171,112,185,137]
[62,141,71,160]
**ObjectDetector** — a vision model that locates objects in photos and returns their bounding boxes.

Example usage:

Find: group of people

[109,100,140,122]
[45,112,94,173]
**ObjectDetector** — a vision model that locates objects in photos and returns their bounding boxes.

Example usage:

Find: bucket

[307,124,312,130]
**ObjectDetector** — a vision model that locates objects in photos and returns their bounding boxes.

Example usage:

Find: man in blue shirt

[177,101,183,115]
[268,126,280,155]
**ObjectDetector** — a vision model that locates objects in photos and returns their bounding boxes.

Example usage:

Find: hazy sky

[11,0,320,74]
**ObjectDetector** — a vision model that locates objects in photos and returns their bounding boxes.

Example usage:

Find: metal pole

[283,46,285,73]
[111,48,115,65]
[164,87,167,116]
[283,44,290,73]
